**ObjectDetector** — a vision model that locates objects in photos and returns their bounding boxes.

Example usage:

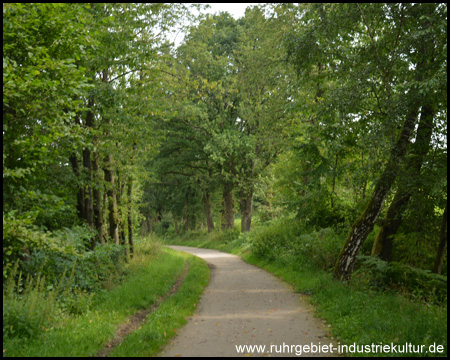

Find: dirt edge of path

[95,260,190,357]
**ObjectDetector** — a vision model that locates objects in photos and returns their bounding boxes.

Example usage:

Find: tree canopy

[3,3,447,282]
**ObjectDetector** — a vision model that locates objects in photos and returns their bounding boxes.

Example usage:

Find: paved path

[159,246,338,357]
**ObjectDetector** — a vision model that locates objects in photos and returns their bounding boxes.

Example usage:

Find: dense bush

[22,243,126,293]
[250,219,344,270]
[3,240,127,341]
[3,263,64,339]
[3,212,51,279]
[3,212,128,341]
[353,255,447,305]
[3,212,125,290]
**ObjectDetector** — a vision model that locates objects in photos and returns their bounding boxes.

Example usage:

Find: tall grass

[3,261,74,339]
[3,235,209,357]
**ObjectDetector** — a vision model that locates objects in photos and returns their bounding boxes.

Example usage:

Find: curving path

[159,246,339,357]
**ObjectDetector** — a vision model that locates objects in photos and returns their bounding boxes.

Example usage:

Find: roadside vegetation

[3,236,209,357]
[163,216,447,357]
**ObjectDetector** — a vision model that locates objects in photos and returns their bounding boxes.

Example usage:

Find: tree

[233,6,296,231]
[155,8,297,233]
[282,3,447,280]
[3,2,195,258]
[433,202,447,274]
[3,3,94,229]
[371,101,436,261]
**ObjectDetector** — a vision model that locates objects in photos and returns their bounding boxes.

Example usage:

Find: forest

[3,3,447,357]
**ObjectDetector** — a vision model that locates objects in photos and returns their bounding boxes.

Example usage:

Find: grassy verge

[109,251,209,356]
[164,226,447,357]
[3,237,209,357]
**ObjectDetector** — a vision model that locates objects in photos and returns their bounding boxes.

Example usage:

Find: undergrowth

[3,236,209,357]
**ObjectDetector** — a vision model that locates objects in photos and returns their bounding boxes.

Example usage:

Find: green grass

[3,237,209,357]
[109,252,209,356]
[164,226,447,357]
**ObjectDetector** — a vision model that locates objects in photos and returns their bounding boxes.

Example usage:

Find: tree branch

[356,3,392,97]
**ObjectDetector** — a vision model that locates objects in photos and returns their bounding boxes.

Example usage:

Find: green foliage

[220,226,241,243]
[23,243,126,293]
[3,262,67,339]
[3,211,55,279]
[3,211,113,285]
[3,238,125,342]
[353,255,447,305]
[3,3,94,214]
[250,219,343,270]
[3,242,209,357]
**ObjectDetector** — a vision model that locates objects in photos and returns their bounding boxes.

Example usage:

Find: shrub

[3,262,66,339]
[250,219,343,270]
[353,255,447,305]
[293,228,343,270]
[3,211,52,280]
[23,243,126,293]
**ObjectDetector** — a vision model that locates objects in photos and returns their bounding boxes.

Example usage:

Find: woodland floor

[158,246,339,357]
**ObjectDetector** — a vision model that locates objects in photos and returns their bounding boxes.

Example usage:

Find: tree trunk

[202,189,215,233]
[83,148,94,228]
[184,192,190,231]
[104,154,119,244]
[103,192,108,239]
[433,202,447,274]
[69,153,85,220]
[127,177,134,256]
[371,103,435,261]
[173,215,179,234]
[221,181,235,230]
[92,152,103,244]
[100,67,119,244]
[116,173,126,246]
[82,97,96,248]
[333,104,419,281]
[239,189,253,232]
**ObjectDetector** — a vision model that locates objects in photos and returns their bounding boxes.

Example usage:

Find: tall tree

[282,3,447,280]
[234,6,296,231]
[371,101,436,261]
[3,3,94,229]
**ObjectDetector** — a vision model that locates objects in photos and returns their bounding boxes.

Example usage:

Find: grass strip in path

[95,260,190,357]
[108,249,209,357]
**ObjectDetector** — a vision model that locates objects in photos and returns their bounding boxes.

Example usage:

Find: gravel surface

[159,246,339,357]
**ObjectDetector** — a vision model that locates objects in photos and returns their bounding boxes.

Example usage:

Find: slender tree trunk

[184,192,190,231]
[333,104,420,281]
[116,173,126,246]
[173,215,179,234]
[82,97,96,248]
[239,189,253,232]
[202,189,215,233]
[371,103,435,261]
[433,202,447,274]
[83,149,94,226]
[331,152,339,211]
[69,153,85,220]
[104,154,119,244]
[103,192,108,239]
[221,181,235,230]
[127,176,134,256]
[92,152,103,244]
[100,67,119,244]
